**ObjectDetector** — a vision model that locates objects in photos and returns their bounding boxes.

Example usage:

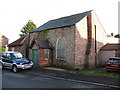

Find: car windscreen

[108,59,120,63]
[11,53,23,59]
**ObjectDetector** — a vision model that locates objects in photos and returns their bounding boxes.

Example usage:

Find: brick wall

[0,34,8,48]
[75,16,88,68]
[29,26,75,67]
[74,11,107,68]
[8,35,29,58]
[48,26,75,67]
[29,11,107,69]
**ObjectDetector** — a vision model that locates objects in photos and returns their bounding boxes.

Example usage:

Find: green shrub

[0,48,6,53]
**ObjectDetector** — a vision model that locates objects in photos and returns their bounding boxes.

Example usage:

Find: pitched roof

[114,34,120,38]
[30,40,53,49]
[31,10,92,33]
[8,35,28,47]
[100,44,120,51]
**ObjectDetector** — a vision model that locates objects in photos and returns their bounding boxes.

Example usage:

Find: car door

[4,53,13,68]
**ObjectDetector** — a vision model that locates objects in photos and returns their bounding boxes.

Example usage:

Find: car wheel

[0,63,4,70]
[2,64,5,70]
[12,65,18,73]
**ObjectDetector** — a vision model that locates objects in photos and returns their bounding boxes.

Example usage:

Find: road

[1,69,109,88]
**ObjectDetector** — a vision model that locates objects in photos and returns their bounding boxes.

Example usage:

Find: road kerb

[28,73,120,88]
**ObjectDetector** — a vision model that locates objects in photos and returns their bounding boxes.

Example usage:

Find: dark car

[0,51,33,73]
[106,57,120,72]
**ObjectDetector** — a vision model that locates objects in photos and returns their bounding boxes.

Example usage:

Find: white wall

[98,50,115,65]
[107,37,119,43]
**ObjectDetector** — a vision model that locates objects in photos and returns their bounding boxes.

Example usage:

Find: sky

[0,0,119,43]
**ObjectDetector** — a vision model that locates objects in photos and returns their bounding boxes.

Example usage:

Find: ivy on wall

[84,13,92,68]
[38,30,49,40]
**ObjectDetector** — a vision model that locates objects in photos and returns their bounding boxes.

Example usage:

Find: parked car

[0,51,33,73]
[106,57,120,72]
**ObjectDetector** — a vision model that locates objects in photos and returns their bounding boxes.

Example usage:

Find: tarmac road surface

[1,69,109,88]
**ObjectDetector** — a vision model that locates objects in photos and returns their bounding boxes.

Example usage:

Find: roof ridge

[8,36,25,47]
[50,10,92,22]
[31,10,92,33]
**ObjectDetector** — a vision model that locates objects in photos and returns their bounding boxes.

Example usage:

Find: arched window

[56,37,66,59]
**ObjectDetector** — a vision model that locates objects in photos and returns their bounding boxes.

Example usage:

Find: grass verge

[68,67,120,79]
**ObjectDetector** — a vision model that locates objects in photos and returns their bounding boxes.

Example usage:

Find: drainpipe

[95,25,97,67]
[27,32,30,59]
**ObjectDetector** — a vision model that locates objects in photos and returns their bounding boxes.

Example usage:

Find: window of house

[44,49,49,60]
[56,37,66,59]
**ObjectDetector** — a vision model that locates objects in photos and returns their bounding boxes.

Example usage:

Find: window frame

[56,37,66,60]
[44,49,49,60]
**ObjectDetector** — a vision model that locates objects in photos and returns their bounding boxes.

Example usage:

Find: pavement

[22,67,120,88]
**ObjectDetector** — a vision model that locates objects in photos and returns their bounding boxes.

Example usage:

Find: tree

[19,20,37,37]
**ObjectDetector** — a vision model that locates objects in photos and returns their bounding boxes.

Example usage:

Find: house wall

[98,50,115,65]
[75,16,88,68]
[29,11,107,69]
[91,11,108,66]
[29,26,75,67]
[9,45,27,58]
[39,49,52,67]
[29,33,39,60]
[0,33,8,48]
[48,26,75,67]
[115,50,120,57]
[30,42,53,67]
[8,36,29,58]
[75,11,107,68]
[9,46,21,53]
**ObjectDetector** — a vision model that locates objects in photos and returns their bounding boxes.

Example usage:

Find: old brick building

[8,34,29,58]
[0,33,8,48]
[29,10,108,68]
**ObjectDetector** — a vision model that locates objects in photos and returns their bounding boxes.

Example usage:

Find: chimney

[111,33,114,36]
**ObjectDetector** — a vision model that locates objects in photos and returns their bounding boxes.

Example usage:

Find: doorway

[32,49,39,67]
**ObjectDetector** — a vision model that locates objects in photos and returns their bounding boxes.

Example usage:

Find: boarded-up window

[56,37,66,59]
[44,49,49,60]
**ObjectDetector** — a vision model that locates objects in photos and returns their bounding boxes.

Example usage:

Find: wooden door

[32,49,39,67]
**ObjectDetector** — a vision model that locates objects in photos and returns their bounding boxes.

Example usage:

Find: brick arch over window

[56,37,66,59]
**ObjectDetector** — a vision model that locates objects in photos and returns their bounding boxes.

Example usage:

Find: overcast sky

[0,0,119,43]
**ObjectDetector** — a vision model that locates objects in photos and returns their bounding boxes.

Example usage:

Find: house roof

[100,43,120,51]
[31,10,92,33]
[8,35,28,47]
[30,40,53,49]
[114,34,120,38]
